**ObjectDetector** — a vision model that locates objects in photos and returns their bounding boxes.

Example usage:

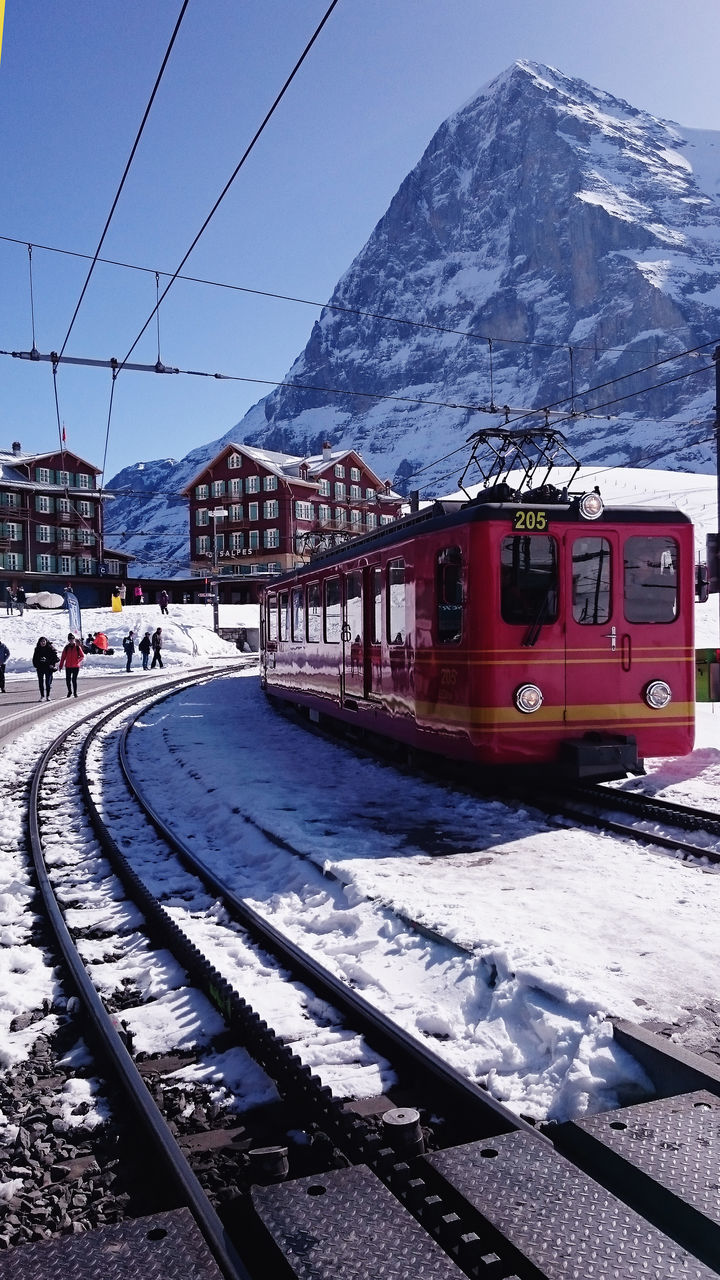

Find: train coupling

[558,732,644,782]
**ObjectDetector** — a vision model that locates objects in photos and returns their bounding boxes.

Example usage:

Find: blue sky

[2,0,720,483]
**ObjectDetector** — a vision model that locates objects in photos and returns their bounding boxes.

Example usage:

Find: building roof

[182,440,402,500]
[0,446,102,478]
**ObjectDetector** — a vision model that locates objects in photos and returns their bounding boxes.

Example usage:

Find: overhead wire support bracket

[10,348,180,374]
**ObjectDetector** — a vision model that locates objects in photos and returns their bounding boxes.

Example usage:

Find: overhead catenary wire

[0,230,699,361]
[497,341,719,434]
[44,0,191,522]
[399,362,717,488]
[113,0,341,381]
[6,333,717,429]
[88,0,340,510]
[57,0,191,364]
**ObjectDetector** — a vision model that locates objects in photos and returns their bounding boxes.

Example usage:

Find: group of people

[32,634,85,700]
[122,627,164,671]
[112,584,165,609]
[0,572,179,701]
[0,625,167,700]
[5,586,26,616]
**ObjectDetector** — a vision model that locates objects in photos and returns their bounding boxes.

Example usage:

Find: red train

[260,435,697,781]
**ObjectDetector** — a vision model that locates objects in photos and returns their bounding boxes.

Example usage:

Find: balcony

[55,510,87,525]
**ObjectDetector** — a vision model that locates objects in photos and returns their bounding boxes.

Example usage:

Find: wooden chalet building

[182,442,404,599]
[0,441,132,601]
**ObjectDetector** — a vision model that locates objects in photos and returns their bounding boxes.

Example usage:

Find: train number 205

[512,509,548,531]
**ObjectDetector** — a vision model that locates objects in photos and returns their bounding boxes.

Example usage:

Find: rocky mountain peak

[106,62,720,575]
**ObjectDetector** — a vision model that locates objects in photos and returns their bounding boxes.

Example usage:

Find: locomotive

[260,430,697,781]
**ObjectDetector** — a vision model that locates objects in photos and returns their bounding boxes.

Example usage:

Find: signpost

[209,508,228,633]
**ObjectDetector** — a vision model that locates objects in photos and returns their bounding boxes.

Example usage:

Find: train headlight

[644,680,672,710]
[578,491,604,520]
[514,683,544,713]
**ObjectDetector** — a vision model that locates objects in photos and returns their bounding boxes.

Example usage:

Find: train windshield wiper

[521,591,553,647]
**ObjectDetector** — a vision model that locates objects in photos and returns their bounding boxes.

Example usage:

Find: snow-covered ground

[0,467,719,1126]
[124,673,720,1123]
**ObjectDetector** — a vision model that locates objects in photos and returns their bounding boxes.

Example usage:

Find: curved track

[6,672,720,1277]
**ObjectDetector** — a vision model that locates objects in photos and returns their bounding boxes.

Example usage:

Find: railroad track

[4,674,720,1277]
[12,673,530,1276]
[537,780,720,863]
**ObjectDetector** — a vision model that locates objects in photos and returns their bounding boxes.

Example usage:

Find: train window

[278,592,289,641]
[387,559,406,644]
[572,537,611,624]
[437,546,463,643]
[371,567,382,643]
[291,587,304,641]
[307,582,321,642]
[346,571,363,643]
[266,595,278,641]
[324,577,342,643]
[624,536,678,623]
[501,536,558,626]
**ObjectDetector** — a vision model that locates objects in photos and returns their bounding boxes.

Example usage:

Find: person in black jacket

[32,636,59,700]
[150,627,163,668]
[138,631,152,670]
[0,639,8,692]
[122,629,136,672]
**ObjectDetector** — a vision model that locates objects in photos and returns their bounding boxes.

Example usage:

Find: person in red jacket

[59,633,85,698]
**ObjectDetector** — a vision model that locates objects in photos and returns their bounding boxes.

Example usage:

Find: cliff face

[106,62,720,575]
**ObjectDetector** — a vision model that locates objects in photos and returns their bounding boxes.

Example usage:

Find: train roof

[265,492,692,589]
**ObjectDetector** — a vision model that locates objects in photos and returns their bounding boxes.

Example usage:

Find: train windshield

[624,536,679,623]
[501,535,558,626]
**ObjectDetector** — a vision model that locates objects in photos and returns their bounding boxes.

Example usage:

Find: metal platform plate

[251,1163,465,1279]
[426,1132,715,1278]
[0,1209,224,1280]
[565,1089,720,1267]
[571,1089,720,1220]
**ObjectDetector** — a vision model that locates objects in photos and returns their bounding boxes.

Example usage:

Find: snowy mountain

[105,61,720,576]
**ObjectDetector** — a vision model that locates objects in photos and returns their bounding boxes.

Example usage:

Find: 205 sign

[512,509,549,531]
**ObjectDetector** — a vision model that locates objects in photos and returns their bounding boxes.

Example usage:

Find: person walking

[134,583,144,606]
[158,589,169,616]
[15,586,26,616]
[5,586,14,616]
[119,582,127,605]
[32,636,59,700]
[59,633,85,698]
[138,630,152,669]
[122,629,136,672]
[150,627,163,668]
[0,639,8,692]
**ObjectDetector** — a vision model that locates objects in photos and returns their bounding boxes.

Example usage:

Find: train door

[562,529,690,749]
[563,530,621,726]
